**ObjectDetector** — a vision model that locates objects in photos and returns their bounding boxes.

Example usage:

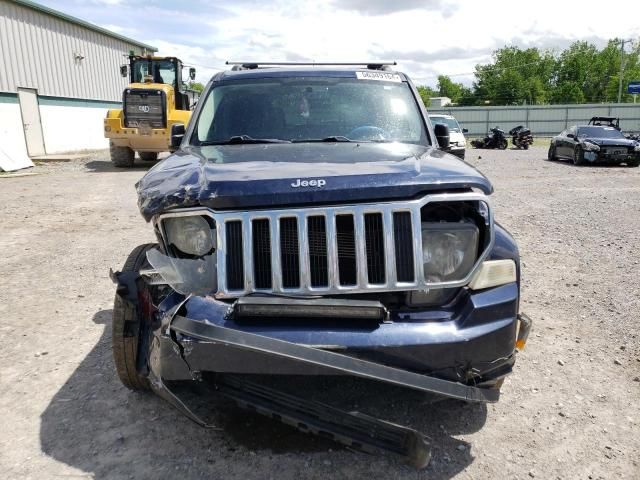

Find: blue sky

[39,0,639,87]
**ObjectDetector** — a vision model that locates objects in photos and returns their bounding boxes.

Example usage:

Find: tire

[498,139,508,150]
[523,143,529,150]
[112,243,157,391]
[627,158,639,167]
[139,151,158,162]
[547,144,556,161]
[110,141,134,168]
[573,146,585,166]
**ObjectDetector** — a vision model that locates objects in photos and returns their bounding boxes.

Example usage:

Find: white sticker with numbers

[356,71,402,82]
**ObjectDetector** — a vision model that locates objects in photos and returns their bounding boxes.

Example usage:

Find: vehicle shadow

[39,309,487,479]
[545,158,635,169]
[84,159,156,173]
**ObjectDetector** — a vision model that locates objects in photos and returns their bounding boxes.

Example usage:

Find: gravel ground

[1,146,639,479]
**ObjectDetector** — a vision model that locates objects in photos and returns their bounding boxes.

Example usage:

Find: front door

[17,88,46,157]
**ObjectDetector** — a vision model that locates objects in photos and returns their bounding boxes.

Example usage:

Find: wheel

[139,152,158,162]
[110,141,134,168]
[547,144,556,161]
[523,143,529,150]
[627,159,639,167]
[498,139,508,150]
[573,146,585,166]
[112,243,158,391]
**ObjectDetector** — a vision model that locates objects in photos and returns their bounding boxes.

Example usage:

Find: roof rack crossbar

[226,61,397,71]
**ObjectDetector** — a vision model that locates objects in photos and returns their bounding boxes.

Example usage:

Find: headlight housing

[582,141,600,152]
[634,144,640,152]
[422,222,479,282]
[163,215,215,256]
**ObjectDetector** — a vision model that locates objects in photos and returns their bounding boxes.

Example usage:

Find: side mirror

[170,123,185,149]
[567,133,575,139]
[120,65,128,78]
[462,128,469,134]
[434,123,450,149]
[189,67,196,80]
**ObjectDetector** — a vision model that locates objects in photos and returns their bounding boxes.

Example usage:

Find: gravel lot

[1,146,639,479]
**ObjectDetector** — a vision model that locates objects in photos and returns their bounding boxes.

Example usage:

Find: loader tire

[110,141,135,168]
[112,243,158,391]
[139,152,158,162]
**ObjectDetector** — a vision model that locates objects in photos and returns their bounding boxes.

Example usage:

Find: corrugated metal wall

[0,0,148,101]
[430,103,640,136]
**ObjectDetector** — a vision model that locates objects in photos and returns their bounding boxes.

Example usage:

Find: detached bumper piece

[217,374,431,468]
[171,315,499,403]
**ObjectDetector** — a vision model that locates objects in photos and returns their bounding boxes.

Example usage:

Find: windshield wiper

[293,136,353,143]
[200,135,291,145]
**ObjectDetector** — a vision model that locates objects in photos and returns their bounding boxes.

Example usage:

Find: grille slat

[225,221,244,290]
[308,216,328,287]
[279,218,300,288]
[252,219,272,289]
[393,212,415,282]
[364,213,386,284]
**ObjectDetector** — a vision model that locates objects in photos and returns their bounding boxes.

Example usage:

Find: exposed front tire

[547,144,556,161]
[573,146,585,166]
[498,139,508,150]
[112,243,158,391]
[627,159,639,167]
[139,152,158,162]
[523,143,529,150]
[110,141,135,168]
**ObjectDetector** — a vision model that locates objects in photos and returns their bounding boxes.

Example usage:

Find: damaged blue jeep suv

[111,62,531,467]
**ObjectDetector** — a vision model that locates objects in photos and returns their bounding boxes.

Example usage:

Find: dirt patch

[0,148,638,479]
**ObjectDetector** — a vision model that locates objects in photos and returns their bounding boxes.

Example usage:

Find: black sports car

[548,124,640,167]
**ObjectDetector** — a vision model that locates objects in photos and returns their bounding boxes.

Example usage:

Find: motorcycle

[471,127,508,150]
[509,125,534,149]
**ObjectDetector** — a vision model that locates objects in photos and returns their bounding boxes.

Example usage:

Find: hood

[581,137,637,147]
[136,143,493,221]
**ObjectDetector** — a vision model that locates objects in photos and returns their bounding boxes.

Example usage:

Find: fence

[429,103,640,137]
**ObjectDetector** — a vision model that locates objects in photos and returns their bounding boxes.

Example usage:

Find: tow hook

[516,313,532,350]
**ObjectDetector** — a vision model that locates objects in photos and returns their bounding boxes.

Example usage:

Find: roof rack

[226,61,397,71]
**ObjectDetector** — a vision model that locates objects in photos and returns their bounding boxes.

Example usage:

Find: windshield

[430,116,461,133]
[192,77,427,145]
[577,126,625,139]
[132,59,177,85]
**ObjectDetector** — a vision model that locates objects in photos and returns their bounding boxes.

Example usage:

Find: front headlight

[582,141,600,152]
[164,215,215,256]
[422,222,479,282]
[634,144,640,152]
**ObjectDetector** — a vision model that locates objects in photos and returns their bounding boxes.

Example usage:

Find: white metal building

[0,0,156,169]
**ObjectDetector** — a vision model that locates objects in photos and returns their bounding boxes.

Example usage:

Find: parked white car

[429,114,468,159]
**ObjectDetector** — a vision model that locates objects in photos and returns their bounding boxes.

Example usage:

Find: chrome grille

[156,194,494,297]
[205,193,494,298]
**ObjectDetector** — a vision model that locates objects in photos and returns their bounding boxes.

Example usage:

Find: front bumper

[151,282,525,393]
[585,149,640,163]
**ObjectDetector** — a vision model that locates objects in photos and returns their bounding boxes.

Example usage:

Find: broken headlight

[164,215,215,256]
[582,141,600,152]
[422,222,479,283]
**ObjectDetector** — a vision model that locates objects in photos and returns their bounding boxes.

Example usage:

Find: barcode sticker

[356,71,402,82]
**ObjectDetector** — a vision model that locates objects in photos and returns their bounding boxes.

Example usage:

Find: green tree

[416,85,437,107]
[186,81,205,93]
[436,75,463,103]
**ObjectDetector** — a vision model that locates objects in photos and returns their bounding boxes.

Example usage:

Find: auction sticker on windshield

[356,71,402,82]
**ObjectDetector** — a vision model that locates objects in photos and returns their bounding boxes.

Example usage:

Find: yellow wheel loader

[104,56,197,167]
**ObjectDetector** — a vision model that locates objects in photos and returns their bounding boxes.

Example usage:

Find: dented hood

[136,143,492,221]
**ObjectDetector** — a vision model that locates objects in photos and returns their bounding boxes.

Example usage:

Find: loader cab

[123,56,194,110]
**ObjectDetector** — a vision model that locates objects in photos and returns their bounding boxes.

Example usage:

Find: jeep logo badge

[138,105,150,113]
[291,178,326,188]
